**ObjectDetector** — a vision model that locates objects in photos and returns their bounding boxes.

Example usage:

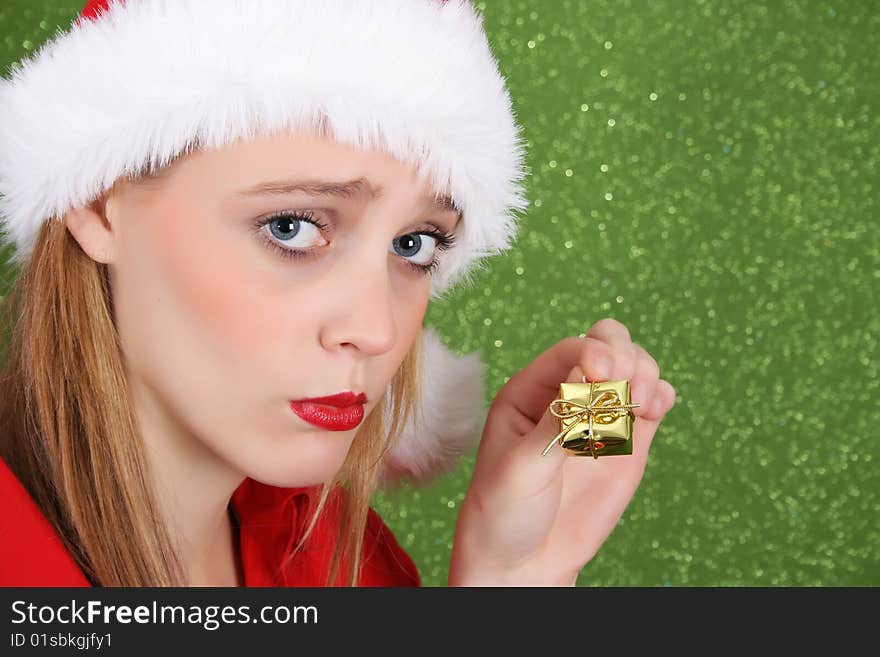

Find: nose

[317,254,397,357]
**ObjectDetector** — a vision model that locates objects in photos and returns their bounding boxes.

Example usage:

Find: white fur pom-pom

[378,327,487,489]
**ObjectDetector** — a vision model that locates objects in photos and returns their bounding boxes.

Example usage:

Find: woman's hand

[448,318,677,586]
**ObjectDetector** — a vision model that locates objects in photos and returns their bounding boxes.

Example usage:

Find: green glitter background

[1,1,877,586]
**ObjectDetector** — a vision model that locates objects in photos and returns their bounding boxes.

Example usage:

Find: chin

[238,433,353,490]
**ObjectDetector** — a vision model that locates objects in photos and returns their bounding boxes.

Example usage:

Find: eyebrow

[235,176,461,223]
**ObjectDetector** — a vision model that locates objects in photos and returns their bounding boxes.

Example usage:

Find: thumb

[511,364,585,487]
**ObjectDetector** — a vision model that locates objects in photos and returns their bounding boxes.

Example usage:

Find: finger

[507,363,586,490]
[645,379,676,421]
[578,337,616,383]
[584,319,636,382]
[496,334,634,425]
[494,336,586,424]
[630,343,660,418]
[586,317,632,350]
[659,379,677,413]
[580,337,636,384]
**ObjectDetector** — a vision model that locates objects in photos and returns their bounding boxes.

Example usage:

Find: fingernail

[568,365,584,383]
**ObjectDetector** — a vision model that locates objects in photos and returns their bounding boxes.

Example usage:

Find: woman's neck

[131,382,247,586]
[187,506,245,587]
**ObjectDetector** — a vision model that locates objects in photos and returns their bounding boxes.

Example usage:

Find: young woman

[0,0,676,587]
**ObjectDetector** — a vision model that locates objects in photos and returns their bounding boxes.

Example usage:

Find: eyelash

[252,210,457,277]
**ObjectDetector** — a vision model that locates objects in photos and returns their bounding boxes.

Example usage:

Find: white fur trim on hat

[0,0,529,300]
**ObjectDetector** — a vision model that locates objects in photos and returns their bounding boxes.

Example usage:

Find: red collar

[0,457,419,587]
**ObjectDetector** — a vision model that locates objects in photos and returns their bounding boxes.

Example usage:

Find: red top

[0,457,420,587]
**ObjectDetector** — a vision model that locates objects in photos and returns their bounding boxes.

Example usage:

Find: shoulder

[0,456,91,586]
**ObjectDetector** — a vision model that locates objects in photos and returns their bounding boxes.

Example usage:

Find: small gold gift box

[541,380,639,458]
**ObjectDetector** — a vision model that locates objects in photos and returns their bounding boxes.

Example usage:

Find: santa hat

[0,0,529,487]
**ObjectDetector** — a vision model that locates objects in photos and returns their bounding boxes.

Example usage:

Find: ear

[64,196,116,264]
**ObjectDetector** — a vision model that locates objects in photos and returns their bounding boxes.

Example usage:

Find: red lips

[289,391,367,431]
[291,391,367,407]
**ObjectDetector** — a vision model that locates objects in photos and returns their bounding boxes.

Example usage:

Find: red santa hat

[0,0,529,487]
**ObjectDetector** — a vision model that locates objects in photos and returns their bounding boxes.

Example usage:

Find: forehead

[141,129,458,212]
[234,176,458,217]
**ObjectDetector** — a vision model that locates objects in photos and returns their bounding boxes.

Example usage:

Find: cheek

[116,207,295,384]
[167,245,260,348]
[159,217,292,356]
[386,278,430,370]
[403,288,429,344]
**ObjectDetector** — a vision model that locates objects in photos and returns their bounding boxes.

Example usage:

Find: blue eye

[264,212,327,247]
[395,228,457,275]
[253,211,457,277]
[268,216,301,241]
[392,233,436,265]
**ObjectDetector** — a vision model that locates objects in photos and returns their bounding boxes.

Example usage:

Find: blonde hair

[0,184,422,587]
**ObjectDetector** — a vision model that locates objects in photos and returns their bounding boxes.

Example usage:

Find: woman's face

[99,130,460,488]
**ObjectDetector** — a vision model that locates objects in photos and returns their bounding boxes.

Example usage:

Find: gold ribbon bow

[541,380,640,458]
